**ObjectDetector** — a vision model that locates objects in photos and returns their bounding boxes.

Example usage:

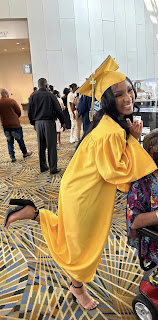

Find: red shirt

[0,97,21,128]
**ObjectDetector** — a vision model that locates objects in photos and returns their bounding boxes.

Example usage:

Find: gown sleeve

[95,132,157,188]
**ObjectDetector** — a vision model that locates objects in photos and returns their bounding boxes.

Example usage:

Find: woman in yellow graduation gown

[5,74,157,310]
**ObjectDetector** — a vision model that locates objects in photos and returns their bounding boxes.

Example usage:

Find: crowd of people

[29,81,93,146]
[27,79,87,173]
[2,56,158,312]
[0,79,87,173]
[0,77,101,174]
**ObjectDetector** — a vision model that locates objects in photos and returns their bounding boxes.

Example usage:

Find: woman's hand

[126,118,143,140]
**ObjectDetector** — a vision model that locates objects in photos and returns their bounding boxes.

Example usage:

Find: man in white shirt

[67,83,78,143]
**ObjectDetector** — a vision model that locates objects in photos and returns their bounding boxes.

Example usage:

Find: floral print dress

[127,173,158,264]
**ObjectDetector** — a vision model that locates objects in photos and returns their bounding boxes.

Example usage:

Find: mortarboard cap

[78,56,126,101]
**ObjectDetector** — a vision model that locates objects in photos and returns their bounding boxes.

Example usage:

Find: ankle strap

[32,208,39,220]
[70,282,83,289]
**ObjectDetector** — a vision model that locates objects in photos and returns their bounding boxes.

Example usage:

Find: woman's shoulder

[91,115,125,141]
[68,91,74,97]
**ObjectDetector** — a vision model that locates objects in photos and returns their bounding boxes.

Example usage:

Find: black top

[62,96,67,108]
[28,88,65,126]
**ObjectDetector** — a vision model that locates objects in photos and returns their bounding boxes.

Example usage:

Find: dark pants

[35,120,57,172]
[63,108,71,129]
[4,127,27,160]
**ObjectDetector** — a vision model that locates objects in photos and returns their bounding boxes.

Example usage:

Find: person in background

[53,90,65,110]
[67,83,78,143]
[127,129,158,265]
[5,66,157,310]
[30,87,38,97]
[62,88,71,129]
[53,90,65,148]
[28,78,65,174]
[73,93,82,141]
[0,88,32,162]
[77,95,92,133]
[49,85,54,93]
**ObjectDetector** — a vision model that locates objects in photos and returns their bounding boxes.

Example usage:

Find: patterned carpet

[0,121,142,320]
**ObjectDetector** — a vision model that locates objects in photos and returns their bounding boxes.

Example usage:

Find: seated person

[127,129,158,265]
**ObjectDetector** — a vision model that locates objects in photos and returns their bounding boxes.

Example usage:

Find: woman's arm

[70,102,76,119]
[58,98,65,110]
[127,177,152,234]
[131,210,158,229]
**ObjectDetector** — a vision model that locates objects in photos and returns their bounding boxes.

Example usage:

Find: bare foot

[70,284,99,310]
[5,205,35,229]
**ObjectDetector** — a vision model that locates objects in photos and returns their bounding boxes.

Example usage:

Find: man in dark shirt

[28,78,65,174]
[0,88,32,162]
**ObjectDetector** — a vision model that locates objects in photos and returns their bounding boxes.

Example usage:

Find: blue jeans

[4,127,27,160]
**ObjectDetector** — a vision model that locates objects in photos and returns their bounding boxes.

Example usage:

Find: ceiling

[0,39,30,55]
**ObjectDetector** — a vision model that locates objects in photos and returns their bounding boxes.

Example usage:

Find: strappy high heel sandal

[70,283,99,310]
[4,198,39,227]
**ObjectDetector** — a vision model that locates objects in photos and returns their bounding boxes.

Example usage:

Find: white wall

[0,20,28,39]
[0,52,33,110]
[0,0,27,18]
[1,0,158,93]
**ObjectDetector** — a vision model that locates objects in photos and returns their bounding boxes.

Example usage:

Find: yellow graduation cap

[78,55,126,102]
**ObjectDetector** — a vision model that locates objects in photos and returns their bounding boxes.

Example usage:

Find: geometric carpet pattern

[0,122,142,319]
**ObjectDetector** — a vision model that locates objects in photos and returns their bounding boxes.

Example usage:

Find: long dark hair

[53,90,60,97]
[63,87,70,96]
[79,77,139,144]
[69,83,77,91]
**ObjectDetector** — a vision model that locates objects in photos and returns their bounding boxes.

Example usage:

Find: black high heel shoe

[70,283,99,310]
[4,198,39,227]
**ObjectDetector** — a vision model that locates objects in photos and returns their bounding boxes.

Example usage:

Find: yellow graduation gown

[40,115,157,282]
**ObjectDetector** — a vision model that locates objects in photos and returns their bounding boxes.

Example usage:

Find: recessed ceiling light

[22,47,25,50]
[4,49,7,51]
[16,42,20,45]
